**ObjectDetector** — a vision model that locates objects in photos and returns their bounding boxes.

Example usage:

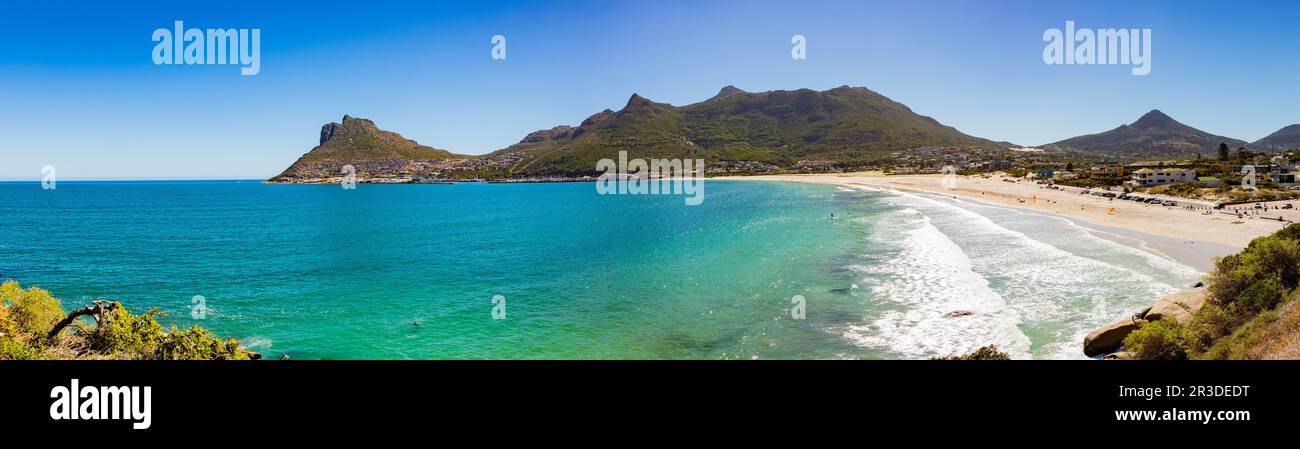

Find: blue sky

[2,0,1299,180]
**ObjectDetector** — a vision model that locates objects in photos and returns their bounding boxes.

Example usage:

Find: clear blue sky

[3,0,1298,180]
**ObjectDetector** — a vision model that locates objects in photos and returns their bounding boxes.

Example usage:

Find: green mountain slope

[492,85,1011,176]
[1252,124,1300,152]
[1042,110,1247,158]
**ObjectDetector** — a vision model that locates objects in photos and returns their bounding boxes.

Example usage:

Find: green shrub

[0,292,12,339]
[1207,254,1249,307]
[157,326,250,360]
[1237,276,1288,315]
[0,338,46,360]
[1242,237,1300,289]
[80,305,250,360]
[1124,319,1188,360]
[1272,223,1300,242]
[930,345,1011,360]
[1,282,252,360]
[3,282,65,343]
[82,305,165,358]
[1198,309,1280,360]
[1182,302,1242,355]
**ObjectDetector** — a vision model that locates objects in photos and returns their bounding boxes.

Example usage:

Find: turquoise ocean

[0,180,1202,359]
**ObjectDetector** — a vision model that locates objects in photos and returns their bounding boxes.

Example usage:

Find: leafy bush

[1123,318,1188,360]
[1182,302,1242,355]
[1206,230,1300,314]
[0,338,46,360]
[1199,309,1280,360]
[1237,276,1288,315]
[1207,254,1250,307]
[930,345,1010,360]
[83,305,165,358]
[1242,237,1300,288]
[81,304,250,360]
[1151,224,1300,360]
[0,285,13,338]
[0,281,252,360]
[1,281,65,343]
[157,326,249,360]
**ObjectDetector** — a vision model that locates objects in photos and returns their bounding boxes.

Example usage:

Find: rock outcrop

[1083,289,1208,358]
[1142,290,1207,324]
[1084,316,1148,357]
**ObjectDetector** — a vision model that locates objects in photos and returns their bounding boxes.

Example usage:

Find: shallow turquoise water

[0,180,1202,359]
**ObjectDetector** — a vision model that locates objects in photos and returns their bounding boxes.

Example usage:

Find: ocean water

[0,180,1202,359]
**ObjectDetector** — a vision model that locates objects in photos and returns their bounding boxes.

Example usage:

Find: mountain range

[1253,125,1300,152]
[1040,109,1248,158]
[269,87,1300,181]
[1041,109,1300,159]
[486,85,1011,176]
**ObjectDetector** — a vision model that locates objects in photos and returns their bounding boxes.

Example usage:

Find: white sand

[725,172,1293,268]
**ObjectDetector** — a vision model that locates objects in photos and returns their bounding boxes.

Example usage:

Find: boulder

[1103,351,1136,360]
[1084,316,1147,357]
[1142,290,1207,323]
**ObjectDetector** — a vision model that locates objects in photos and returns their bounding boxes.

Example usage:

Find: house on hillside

[1129,168,1196,187]
[1269,158,1297,185]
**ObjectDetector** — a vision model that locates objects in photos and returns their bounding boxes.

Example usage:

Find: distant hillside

[1253,124,1300,152]
[1042,110,1247,159]
[491,85,1011,176]
[270,115,463,182]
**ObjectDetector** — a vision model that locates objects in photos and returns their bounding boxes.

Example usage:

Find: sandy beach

[729,172,1295,269]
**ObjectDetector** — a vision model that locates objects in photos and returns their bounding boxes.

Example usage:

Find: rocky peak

[1132,109,1177,129]
[714,85,747,99]
[319,115,381,145]
[625,93,654,109]
[320,122,341,145]
[581,109,616,127]
[521,125,574,143]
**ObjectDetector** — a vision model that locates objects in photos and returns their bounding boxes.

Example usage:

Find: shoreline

[725,172,1255,271]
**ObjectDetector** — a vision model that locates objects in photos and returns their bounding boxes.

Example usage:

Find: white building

[1129,168,1196,187]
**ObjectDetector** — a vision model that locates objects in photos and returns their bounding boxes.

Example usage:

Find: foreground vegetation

[931,345,1011,360]
[1123,224,1300,359]
[0,281,254,360]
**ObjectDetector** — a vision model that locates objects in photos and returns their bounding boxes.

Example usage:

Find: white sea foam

[241,336,272,350]
[845,209,1032,359]
[844,187,1202,359]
